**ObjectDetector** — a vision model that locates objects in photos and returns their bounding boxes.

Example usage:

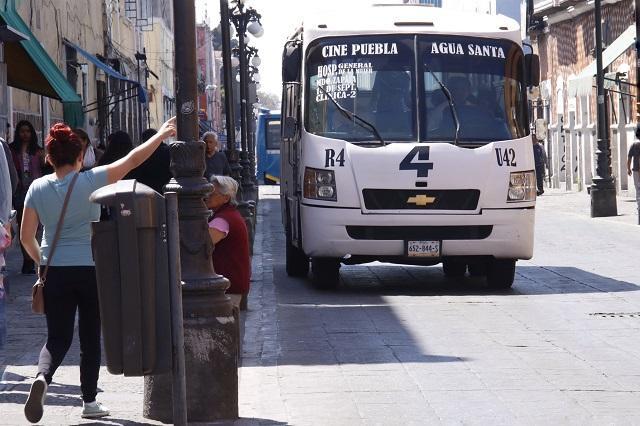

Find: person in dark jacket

[126,129,172,193]
[203,132,231,179]
[533,136,548,196]
[96,131,133,167]
[206,175,250,310]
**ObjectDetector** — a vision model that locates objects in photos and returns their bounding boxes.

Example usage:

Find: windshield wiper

[425,66,460,145]
[316,84,386,146]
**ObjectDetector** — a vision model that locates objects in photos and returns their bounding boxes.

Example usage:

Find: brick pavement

[1,186,639,425]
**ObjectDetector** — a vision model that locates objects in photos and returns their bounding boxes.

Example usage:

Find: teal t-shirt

[24,168,108,266]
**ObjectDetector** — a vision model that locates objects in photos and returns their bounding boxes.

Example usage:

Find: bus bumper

[300,205,535,260]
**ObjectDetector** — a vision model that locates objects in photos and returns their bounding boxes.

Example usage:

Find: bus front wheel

[486,259,516,289]
[311,258,341,290]
[285,235,309,277]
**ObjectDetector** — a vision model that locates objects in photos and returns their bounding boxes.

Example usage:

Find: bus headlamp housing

[304,168,337,201]
[507,171,536,202]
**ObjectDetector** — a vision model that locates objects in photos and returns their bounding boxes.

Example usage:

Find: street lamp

[144,0,236,423]
[590,0,618,217]
[229,0,262,203]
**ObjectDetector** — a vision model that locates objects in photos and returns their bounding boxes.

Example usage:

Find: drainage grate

[589,312,640,318]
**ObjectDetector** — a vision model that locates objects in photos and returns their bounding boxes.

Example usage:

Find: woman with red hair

[20,117,176,423]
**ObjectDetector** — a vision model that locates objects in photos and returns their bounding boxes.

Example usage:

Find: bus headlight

[507,171,536,202]
[304,167,337,201]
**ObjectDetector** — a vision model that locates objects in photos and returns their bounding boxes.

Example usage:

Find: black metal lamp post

[247,63,261,193]
[590,0,618,217]
[219,0,244,187]
[144,0,238,422]
[229,0,262,203]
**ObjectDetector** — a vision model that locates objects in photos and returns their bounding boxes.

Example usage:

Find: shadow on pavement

[247,196,639,371]
[74,418,289,426]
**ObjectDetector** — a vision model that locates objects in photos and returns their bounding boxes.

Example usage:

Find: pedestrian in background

[1,136,17,195]
[96,131,133,166]
[73,128,103,170]
[126,128,172,193]
[20,117,176,423]
[533,136,548,196]
[0,142,13,354]
[9,120,44,274]
[206,175,250,310]
[627,126,640,223]
[203,132,231,179]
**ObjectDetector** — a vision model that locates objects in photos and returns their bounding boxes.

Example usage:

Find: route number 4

[400,146,434,178]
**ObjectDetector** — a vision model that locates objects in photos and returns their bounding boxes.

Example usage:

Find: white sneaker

[81,401,110,419]
[24,375,47,423]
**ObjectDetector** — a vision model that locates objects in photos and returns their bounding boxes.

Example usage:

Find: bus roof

[302,3,522,46]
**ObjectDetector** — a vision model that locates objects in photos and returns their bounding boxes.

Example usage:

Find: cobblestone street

[1,186,639,425]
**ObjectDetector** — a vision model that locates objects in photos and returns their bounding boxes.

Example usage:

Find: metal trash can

[90,180,171,376]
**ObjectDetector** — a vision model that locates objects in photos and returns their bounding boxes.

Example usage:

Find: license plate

[406,240,440,258]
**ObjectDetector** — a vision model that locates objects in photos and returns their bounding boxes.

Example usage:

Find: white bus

[280,3,539,290]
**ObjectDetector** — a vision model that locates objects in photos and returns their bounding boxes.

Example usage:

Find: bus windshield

[305,35,528,144]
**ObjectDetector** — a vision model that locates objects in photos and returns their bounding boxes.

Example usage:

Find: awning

[0,2,83,127]
[63,39,147,104]
[567,25,636,97]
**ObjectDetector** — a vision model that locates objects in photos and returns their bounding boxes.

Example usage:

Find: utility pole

[590,0,618,217]
[143,0,238,422]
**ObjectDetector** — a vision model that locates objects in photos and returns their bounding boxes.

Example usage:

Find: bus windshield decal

[429,42,506,59]
[305,35,527,144]
[322,43,399,58]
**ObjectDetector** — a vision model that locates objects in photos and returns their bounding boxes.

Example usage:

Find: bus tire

[285,234,309,277]
[486,259,516,289]
[311,258,341,290]
[442,258,467,277]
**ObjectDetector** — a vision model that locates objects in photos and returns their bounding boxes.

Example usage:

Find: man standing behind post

[627,126,640,224]
[203,132,231,180]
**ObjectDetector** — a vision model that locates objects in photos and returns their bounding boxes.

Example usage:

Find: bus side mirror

[282,40,302,82]
[282,116,297,140]
[525,53,540,87]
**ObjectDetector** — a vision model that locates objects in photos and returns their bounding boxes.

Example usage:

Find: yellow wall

[12,0,104,142]
[144,17,174,130]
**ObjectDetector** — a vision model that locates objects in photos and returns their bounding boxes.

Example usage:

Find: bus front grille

[362,189,480,210]
[346,225,493,241]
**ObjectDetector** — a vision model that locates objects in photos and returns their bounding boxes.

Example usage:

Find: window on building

[65,45,78,93]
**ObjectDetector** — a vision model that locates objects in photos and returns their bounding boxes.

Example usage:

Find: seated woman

[206,176,250,310]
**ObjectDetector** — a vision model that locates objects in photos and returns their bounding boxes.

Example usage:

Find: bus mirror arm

[283,116,297,140]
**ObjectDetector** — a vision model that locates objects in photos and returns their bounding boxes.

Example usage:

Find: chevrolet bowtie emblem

[407,195,436,206]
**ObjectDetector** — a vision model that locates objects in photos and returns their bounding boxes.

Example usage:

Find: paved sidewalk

[1,186,639,425]
[538,187,638,226]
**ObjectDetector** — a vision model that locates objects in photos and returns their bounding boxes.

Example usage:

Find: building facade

[528,0,636,197]
[143,0,175,131]
[0,0,175,149]
[8,0,104,143]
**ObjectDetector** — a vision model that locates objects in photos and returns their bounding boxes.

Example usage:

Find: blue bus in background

[256,108,281,184]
